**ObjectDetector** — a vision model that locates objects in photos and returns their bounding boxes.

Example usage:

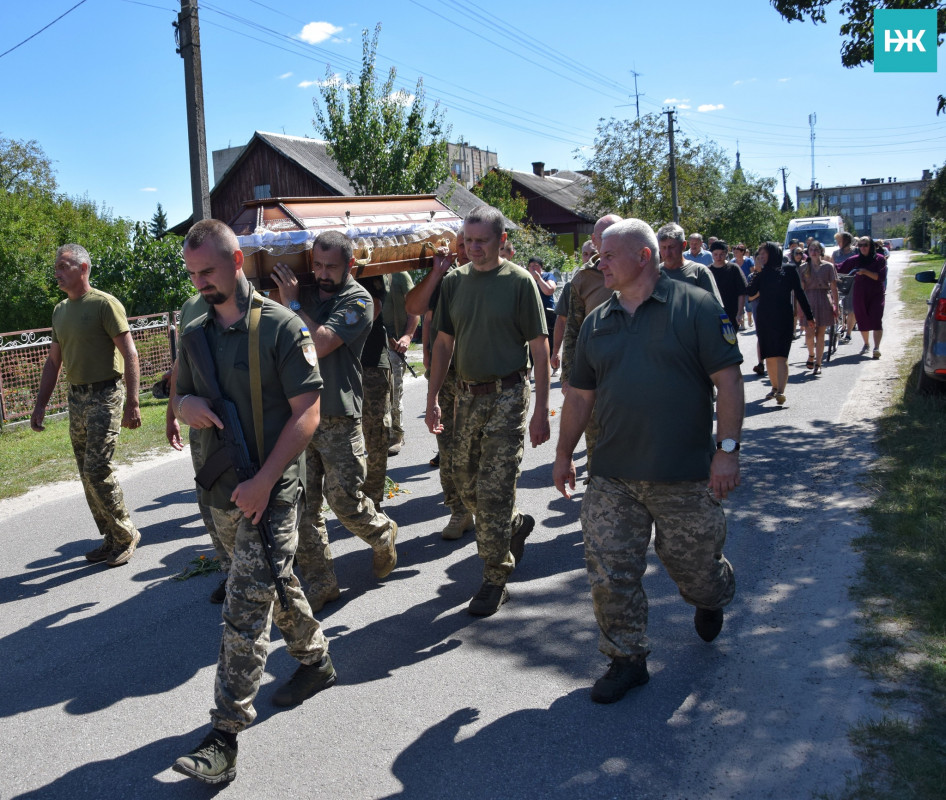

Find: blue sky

[2,0,943,227]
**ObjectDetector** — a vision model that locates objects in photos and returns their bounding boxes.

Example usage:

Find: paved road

[1,252,916,799]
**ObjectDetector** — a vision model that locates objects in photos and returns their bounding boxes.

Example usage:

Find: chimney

[532,161,545,177]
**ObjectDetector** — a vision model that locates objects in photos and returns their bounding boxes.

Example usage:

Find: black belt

[459,371,524,396]
[70,377,120,392]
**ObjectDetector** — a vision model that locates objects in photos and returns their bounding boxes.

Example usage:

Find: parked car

[915,262,946,392]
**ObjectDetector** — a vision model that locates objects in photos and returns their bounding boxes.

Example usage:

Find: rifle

[182,327,291,611]
[391,348,418,378]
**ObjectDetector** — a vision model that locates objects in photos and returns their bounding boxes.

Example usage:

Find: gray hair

[56,244,91,270]
[656,222,685,244]
[465,204,505,238]
[602,219,660,268]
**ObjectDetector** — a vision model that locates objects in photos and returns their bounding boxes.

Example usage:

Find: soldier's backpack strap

[249,292,265,464]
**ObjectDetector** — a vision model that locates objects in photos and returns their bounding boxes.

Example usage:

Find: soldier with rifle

[172,219,333,785]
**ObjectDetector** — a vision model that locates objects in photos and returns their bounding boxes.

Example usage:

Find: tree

[781,193,795,213]
[578,113,735,236]
[770,1,946,113]
[471,169,527,224]
[705,172,782,247]
[0,135,57,197]
[313,24,450,195]
[149,203,168,238]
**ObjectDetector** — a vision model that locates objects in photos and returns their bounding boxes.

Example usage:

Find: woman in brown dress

[800,241,839,375]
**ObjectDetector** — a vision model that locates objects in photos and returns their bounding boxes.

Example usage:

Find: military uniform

[433,260,546,585]
[381,271,415,448]
[561,260,612,468]
[663,260,723,305]
[293,277,397,599]
[428,273,468,520]
[358,276,391,506]
[177,293,327,733]
[570,273,741,658]
[179,294,232,572]
[52,288,140,552]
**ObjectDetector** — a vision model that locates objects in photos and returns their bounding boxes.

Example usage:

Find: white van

[783,216,845,251]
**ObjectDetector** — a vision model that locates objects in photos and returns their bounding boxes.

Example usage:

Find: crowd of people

[27,208,892,785]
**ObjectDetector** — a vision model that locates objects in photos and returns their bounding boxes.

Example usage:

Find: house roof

[505,168,594,220]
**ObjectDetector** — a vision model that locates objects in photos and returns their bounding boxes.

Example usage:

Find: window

[853,193,864,202]
[882,190,892,200]
[911,188,921,197]
[895,189,907,199]
[840,194,850,202]
[253,184,271,200]
[867,192,878,201]
[829,195,839,205]
[867,205,878,214]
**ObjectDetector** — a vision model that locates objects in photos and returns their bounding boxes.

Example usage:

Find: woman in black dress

[746,242,814,405]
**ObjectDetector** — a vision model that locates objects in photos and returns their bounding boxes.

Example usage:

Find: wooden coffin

[229,195,462,291]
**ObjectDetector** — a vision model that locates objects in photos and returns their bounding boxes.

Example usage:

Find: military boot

[467,581,509,616]
[85,539,113,563]
[106,530,141,567]
[441,509,474,540]
[272,654,337,707]
[591,656,649,704]
[694,607,724,642]
[173,729,237,784]
[372,522,398,579]
[510,514,535,565]
[306,581,341,613]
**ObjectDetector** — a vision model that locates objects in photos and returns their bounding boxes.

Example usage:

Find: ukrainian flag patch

[720,314,737,345]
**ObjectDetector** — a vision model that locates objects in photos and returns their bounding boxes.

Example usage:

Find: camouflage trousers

[67,382,138,548]
[580,477,735,658]
[361,366,392,506]
[387,347,405,444]
[189,427,232,571]
[454,378,529,585]
[295,416,396,595]
[436,368,466,514]
[209,501,328,733]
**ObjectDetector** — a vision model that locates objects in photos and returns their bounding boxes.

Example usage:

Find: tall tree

[313,24,450,195]
[0,135,57,196]
[149,203,168,238]
[770,1,946,113]
[472,169,527,224]
[706,171,782,247]
[578,113,729,235]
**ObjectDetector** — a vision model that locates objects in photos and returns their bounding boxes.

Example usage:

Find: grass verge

[831,253,946,799]
[0,396,173,501]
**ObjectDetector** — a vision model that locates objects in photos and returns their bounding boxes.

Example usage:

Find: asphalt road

[1,252,915,799]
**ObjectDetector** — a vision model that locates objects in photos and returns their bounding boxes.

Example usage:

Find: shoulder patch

[301,341,318,366]
[344,306,365,326]
[300,326,311,338]
[720,313,737,345]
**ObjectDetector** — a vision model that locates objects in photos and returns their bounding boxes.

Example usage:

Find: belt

[459,371,524,396]
[70,377,120,392]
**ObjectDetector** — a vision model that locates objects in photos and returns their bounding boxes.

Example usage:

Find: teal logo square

[874,9,938,72]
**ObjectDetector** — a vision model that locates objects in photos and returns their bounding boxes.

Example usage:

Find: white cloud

[389,90,415,106]
[778,77,790,82]
[279,72,293,80]
[663,97,690,104]
[140,187,157,192]
[697,104,724,112]
[299,74,353,90]
[298,22,343,44]
[677,104,691,110]
[733,78,757,86]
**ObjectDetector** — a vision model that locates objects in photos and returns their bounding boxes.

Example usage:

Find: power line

[0,0,91,60]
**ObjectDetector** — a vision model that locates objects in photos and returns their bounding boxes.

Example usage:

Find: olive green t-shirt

[662,260,724,306]
[381,271,415,338]
[433,260,547,383]
[177,296,323,509]
[178,293,209,332]
[570,272,742,482]
[299,276,372,418]
[51,288,129,385]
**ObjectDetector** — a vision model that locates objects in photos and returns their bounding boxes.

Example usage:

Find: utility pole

[808,112,817,191]
[176,0,211,222]
[664,108,680,224]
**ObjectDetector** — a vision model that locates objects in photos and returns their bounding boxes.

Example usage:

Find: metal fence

[0,312,178,426]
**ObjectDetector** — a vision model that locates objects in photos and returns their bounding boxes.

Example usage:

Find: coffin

[229,195,462,291]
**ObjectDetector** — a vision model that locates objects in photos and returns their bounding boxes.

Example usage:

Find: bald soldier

[554,218,742,705]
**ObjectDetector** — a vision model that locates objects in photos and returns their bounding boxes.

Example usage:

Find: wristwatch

[716,438,740,454]
[288,300,301,312]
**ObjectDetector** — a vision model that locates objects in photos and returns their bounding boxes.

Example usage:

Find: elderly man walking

[553,219,743,704]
